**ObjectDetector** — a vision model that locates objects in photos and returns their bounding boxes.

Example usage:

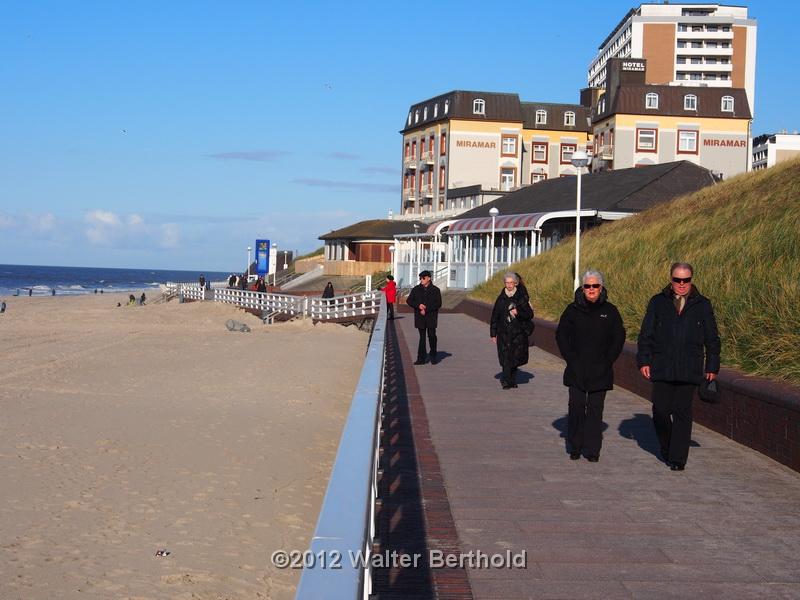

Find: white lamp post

[388,245,396,284]
[247,246,251,277]
[570,150,590,290]
[488,207,499,280]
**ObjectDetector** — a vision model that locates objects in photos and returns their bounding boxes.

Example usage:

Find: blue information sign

[255,239,270,275]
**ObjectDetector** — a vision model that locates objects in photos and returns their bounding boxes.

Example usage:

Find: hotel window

[707,25,718,32]
[423,106,428,120]
[439,166,446,189]
[677,41,686,48]
[721,95,734,112]
[689,73,702,80]
[535,110,547,125]
[560,143,576,164]
[706,41,718,48]
[706,58,717,64]
[440,132,447,155]
[411,140,416,158]
[677,57,686,64]
[414,110,419,123]
[404,174,409,189]
[411,173,416,189]
[722,25,731,32]
[636,128,657,152]
[434,103,438,118]
[645,92,659,109]
[598,98,605,113]
[691,41,702,48]
[532,142,548,163]
[691,57,702,65]
[684,94,697,110]
[678,130,698,154]
[429,135,435,153]
[564,111,575,126]
[500,167,515,191]
[444,99,449,114]
[531,173,547,184]
[473,98,485,115]
[501,135,517,156]
[407,113,412,126]
[405,142,410,157]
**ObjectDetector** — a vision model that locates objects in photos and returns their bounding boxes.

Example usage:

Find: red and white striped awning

[446,210,597,234]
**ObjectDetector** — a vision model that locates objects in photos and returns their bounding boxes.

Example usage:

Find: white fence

[170,284,380,321]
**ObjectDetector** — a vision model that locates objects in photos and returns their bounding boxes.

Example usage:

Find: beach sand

[0,294,367,599]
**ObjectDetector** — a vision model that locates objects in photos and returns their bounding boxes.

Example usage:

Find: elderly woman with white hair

[490,272,534,389]
[556,270,626,462]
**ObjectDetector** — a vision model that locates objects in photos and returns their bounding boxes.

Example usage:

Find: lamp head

[489,207,500,217]
[571,150,589,168]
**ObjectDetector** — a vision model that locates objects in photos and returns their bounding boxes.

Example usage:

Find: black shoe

[430,353,439,365]
[586,455,599,463]
[669,462,685,471]
[510,382,518,388]
[501,382,512,390]
[413,358,427,365]
[569,452,581,460]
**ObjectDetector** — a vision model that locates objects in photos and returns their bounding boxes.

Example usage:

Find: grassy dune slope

[470,158,800,384]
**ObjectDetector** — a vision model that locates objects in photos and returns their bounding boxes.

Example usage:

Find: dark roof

[319,219,427,241]
[597,85,751,122]
[402,91,523,133]
[455,161,715,218]
[598,7,637,49]
[521,102,591,133]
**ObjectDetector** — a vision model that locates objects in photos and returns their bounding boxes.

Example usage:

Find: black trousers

[652,381,695,466]
[417,327,437,361]
[386,302,394,320]
[567,387,607,457]
[501,361,518,386]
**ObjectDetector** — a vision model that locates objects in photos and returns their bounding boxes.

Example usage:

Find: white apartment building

[587,3,757,115]
[752,132,800,170]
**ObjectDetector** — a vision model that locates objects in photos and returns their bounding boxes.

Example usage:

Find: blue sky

[1,0,795,271]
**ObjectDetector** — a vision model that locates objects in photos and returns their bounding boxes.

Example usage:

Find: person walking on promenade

[406,270,442,365]
[198,274,206,289]
[490,272,534,389]
[256,277,267,293]
[637,262,721,471]
[556,270,625,461]
[380,275,397,320]
[322,282,335,306]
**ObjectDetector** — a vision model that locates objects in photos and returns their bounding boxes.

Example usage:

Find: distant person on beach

[556,270,625,462]
[490,272,534,390]
[379,275,397,320]
[94,289,98,294]
[140,292,146,305]
[322,282,335,305]
[198,274,206,289]
[1,301,6,313]
[406,270,442,365]
[240,273,248,290]
[637,262,721,472]
[51,288,56,296]
[228,274,236,288]
[128,294,136,306]
[28,288,33,297]
[256,278,267,293]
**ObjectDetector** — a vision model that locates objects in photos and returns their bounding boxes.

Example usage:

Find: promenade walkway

[386,312,800,599]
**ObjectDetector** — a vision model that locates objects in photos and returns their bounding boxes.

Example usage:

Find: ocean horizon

[0,264,233,297]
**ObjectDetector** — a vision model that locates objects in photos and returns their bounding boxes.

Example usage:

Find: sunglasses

[583,283,601,289]
[672,277,692,284]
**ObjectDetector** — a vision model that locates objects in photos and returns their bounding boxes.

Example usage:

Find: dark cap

[419,270,432,278]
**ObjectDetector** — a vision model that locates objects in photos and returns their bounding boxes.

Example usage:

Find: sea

[0,264,232,297]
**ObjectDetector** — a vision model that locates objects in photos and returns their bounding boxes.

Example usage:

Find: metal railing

[169,284,380,321]
[295,294,387,599]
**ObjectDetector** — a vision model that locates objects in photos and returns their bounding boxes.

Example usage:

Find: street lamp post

[388,245,396,285]
[488,207,499,280]
[247,246,251,278]
[570,150,590,290]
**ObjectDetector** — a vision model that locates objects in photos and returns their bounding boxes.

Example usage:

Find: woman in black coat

[490,272,534,389]
[556,270,625,462]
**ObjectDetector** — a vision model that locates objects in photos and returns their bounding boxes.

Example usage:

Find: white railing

[169,284,379,321]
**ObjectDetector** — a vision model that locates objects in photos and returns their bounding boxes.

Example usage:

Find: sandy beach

[0,293,367,599]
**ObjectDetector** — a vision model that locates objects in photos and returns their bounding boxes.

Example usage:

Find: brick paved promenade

[390,312,800,599]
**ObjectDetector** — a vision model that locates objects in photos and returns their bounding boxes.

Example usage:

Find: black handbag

[698,379,719,403]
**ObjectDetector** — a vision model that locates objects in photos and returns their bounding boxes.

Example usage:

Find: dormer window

[564,111,575,126]
[423,106,428,120]
[414,109,420,123]
[645,92,659,109]
[684,94,697,110]
[535,109,547,125]
[721,95,734,112]
[473,98,486,115]
[407,112,412,126]
[444,99,449,115]
[598,98,605,113]
[434,103,439,118]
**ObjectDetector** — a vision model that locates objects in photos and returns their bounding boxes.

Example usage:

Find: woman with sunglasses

[556,270,626,462]
[637,262,721,471]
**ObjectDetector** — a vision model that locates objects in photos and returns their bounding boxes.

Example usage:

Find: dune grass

[470,158,800,384]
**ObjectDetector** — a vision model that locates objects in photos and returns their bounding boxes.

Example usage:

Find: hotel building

[752,132,800,170]
[590,57,751,179]
[587,3,757,114]
[400,91,591,219]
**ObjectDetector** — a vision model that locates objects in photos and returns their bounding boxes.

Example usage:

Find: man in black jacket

[406,270,443,365]
[556,270,626,462]
[637,262,721,471]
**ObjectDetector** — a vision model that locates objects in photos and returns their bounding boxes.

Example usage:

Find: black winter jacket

[556,287,626,392]
[406,283,443,329]
[637,285,721,384]
[490,287,534,369]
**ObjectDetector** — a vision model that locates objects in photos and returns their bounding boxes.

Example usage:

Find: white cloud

[0,214,16,229]
[85,210,122,227]
[127,214,145,228]
[159,223,180,248]
[31,212,56,232]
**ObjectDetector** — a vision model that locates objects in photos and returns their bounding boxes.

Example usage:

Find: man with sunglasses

[556,270,626,462]
[637,262,721,471]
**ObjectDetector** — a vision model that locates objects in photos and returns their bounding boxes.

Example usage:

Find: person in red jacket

[380,275,397,320]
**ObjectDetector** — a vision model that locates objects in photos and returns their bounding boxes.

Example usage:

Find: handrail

[295,294,387,599]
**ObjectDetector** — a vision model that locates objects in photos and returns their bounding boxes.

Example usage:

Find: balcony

[422,184,433,198]
[422,150,434,164]
[598,145,614,161]
[403,157,417,170]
